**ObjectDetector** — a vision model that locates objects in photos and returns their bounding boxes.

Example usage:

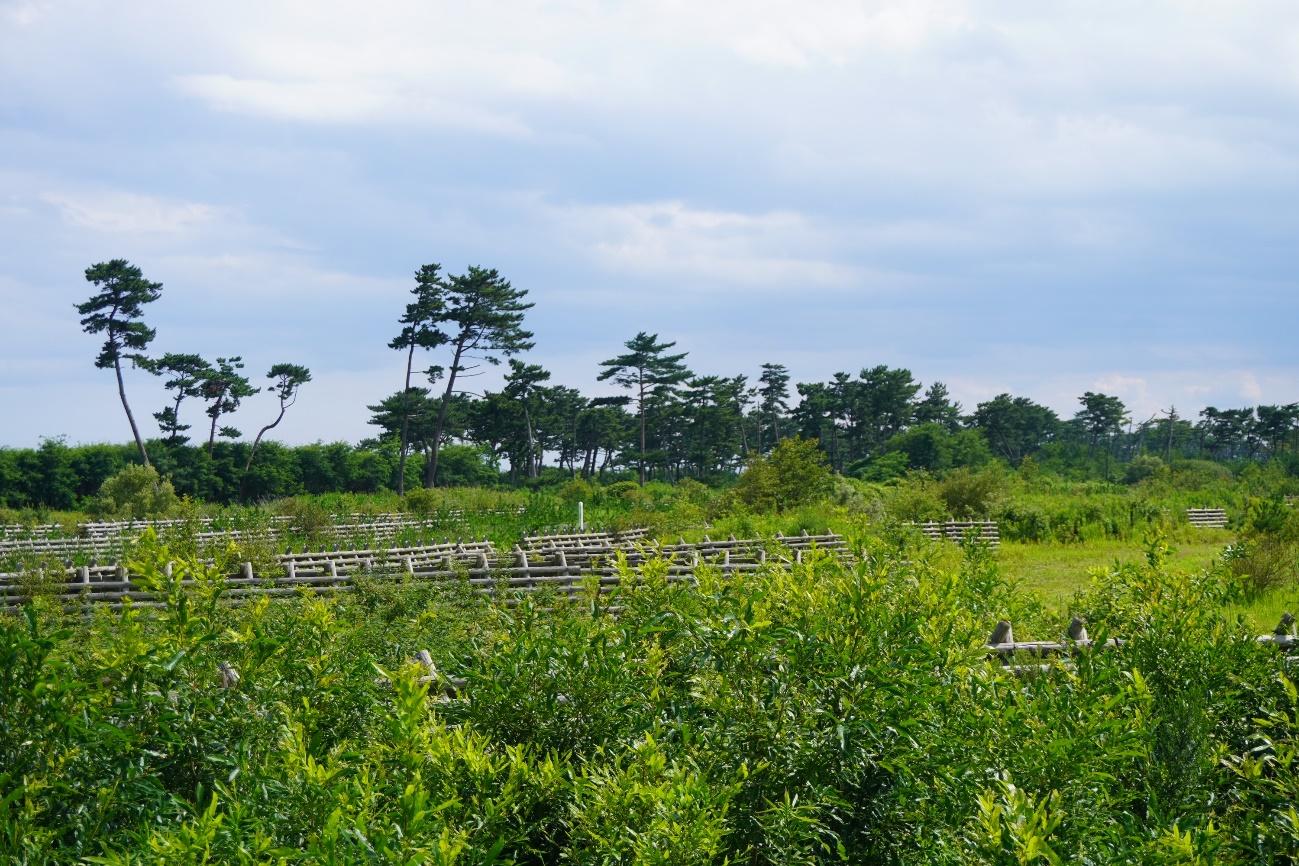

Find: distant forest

[2,258,1296,508]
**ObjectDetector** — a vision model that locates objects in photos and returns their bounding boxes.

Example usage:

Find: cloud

[40,190,222,235]
[175,74,534,136]
[3,1,1299,446]
[546,199,862,289]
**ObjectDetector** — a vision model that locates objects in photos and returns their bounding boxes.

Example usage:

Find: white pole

[578,501,585,531]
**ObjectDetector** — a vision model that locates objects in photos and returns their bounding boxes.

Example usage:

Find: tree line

[6,256,1293,509]
[368,261,1299,486]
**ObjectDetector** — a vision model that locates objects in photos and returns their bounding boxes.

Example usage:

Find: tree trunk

[427,338,465,488]
[169,392,185,445]
[207,410,219,454]
[523,402,537,478]
[242,405,287,477]
[396,341,416,495]
[637,377,647,485]
[239,403,288,498]
[115,355,150,466]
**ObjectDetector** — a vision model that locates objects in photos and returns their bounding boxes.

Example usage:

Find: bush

[433,444,499,487]
[403,486,441,515]
[95,464,179,519]
[882,474,946,522]
[938,466,1006,519]
[1224,498,1299,596]
[600,480,645,505]
[734,437,832,512]
[1124,454,1166,484]
[558,478,597,505]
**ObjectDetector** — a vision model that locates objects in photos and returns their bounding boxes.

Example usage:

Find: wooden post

[1277,612,1295,636]
[989,620,1014,645]
[242,562,254,582]
[1067,617,1089,642]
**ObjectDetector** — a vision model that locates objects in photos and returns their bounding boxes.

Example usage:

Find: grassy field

[995,532,1298,632]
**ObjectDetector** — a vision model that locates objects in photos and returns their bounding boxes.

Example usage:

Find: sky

[2,0,1297,447]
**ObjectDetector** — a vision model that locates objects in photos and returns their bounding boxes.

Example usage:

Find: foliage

[599,331,692,484]
[95,464,179,519]
[1224,498,1299,596]
[938,465,1008,518]
[0,527,1295,862]
[734,436,833,512]
[421,265,535,488]
[76,259,164,466]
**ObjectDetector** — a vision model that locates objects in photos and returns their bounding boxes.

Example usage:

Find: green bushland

[2,532,1297,863]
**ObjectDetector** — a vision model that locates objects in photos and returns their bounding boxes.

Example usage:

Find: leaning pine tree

[243,363,312,480]
[425,266,534,488]
[76,259,163,467]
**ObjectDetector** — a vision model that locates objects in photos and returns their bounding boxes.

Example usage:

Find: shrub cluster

[1,534,1296,862]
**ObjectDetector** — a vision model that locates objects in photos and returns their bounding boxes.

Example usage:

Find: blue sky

[2,1,1297,446]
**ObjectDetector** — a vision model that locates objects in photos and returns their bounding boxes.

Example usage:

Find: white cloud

[175,74,533,136]
[545,199,865,289]
[40,190,222,235]
[3,1,1299,446]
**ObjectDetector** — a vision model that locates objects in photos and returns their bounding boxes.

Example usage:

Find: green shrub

[95,464,179,519]
[882,474,946,522]
[938,466,1006,519]
[403,486,441,515]
[1124,454,1166,484]
[734,437,832,512]
[1224,498,1299,596]
[558,477,597,504]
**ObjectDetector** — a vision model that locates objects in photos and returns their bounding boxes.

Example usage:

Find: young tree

[913,381,963,432]
[971,394,1061,465]
[503,359,551,479]
[243,363,312,476]
[76,259,163,465]
[598,332,691,484]
[426,266,534,487]
[757,362,791,449]
[140,353,212,445]
[1074,391,1129,479]
[390,264,449,494]
[200,356,259,452]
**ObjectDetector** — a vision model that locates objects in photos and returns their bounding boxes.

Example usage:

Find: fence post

[578,501,585,531]
[1067,617,1089,642]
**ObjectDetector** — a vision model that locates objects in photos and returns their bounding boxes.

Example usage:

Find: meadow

[1,467,1298,863]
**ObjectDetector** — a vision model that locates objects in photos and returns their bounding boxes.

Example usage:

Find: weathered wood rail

[987,614,1295,674]
[0,530,848,610]
[1186,508,1229,529]
[0,510,527,558]
[0,509,526,541]
[908,520,1000,547]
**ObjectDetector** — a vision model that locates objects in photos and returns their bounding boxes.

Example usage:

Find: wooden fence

[1186,508,1229,529]
[908,521,1000,547]
[0,510,528,559]
[986,614,1295,674]
[0,509,526,540]
[0,530,848,611]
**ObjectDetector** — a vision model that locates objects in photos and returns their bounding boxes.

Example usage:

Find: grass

[996,533,1298,632]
